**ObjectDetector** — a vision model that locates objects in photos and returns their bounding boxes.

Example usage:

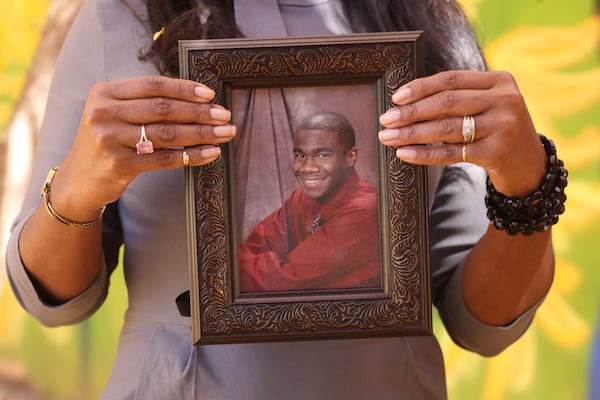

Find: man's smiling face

[292,128,356,203]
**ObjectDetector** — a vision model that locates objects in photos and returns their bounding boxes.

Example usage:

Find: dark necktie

[310,209,324,234]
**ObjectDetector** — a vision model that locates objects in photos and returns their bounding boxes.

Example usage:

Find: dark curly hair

[142,0,486,76]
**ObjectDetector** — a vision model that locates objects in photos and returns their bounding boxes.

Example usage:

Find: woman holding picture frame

[5,0,566,399]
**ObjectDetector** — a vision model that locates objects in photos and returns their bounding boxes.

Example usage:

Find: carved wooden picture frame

[179,32,431,345]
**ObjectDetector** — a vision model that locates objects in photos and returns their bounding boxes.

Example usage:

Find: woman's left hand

[378,70,547,198]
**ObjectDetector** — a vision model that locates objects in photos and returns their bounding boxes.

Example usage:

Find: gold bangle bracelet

[41,167,105,228]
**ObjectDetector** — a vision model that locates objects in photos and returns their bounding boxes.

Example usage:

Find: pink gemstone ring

[136,124,154,154]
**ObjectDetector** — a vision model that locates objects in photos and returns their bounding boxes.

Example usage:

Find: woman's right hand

[49,75,235,222]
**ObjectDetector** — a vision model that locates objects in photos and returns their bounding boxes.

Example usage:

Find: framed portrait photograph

[179,32,431,345]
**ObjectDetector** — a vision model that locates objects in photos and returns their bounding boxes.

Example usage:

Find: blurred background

[0,0,599,399]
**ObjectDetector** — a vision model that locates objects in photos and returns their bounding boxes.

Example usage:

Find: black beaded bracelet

[485,134,568,235]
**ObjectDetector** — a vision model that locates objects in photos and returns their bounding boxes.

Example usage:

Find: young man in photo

[238,112,381,292]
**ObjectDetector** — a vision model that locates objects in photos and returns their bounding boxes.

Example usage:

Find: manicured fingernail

[213,125,236,137]
[200,147,221,159]
[378,129,395,141]
[209,108,231,122]
[194,86,215,99]
[379,109,400,126]
[392,86,411,104]
[395,147,417,160]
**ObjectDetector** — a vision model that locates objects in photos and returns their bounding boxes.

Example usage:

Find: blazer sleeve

[429,163,542,356]
[4,0,121,327]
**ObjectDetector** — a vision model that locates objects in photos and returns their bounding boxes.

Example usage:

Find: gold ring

[462,143,467,163]
[182,150,190,167]
[136,124,154,154]
[462,115,475,143]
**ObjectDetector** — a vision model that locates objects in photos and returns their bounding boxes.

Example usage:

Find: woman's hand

[378,70,547,198]
[378,71,557,327]
[50,75,236,221]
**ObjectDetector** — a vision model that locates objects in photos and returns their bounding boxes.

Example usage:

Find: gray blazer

[5,0,540,398]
